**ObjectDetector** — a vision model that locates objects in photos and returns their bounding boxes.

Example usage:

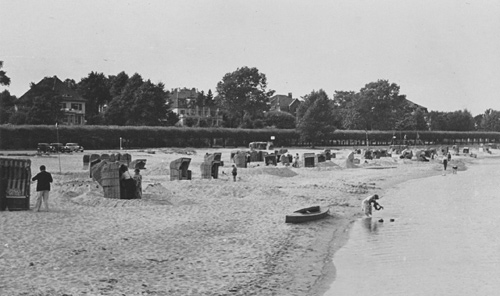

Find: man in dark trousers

[32,165,53,212]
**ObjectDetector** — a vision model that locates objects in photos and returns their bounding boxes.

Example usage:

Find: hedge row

[0,125,299,150]
[1,125,499,150]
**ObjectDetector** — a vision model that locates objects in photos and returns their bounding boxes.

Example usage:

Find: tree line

[1,61,500,144]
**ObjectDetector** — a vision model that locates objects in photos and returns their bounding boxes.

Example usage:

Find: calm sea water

[324,158,500,296]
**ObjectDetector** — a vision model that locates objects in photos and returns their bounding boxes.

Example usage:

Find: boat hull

[285,206,329,223]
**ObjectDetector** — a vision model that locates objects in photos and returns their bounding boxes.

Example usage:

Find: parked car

[64,143,84,153]
[49,143,65,153]
[37,143,50,154]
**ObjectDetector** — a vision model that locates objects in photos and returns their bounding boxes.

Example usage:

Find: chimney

[288,92,292,98]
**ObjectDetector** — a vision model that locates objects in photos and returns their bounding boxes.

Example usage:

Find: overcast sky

[1,0,499,115]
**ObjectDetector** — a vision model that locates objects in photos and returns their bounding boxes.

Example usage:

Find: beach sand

[0,147,488,296]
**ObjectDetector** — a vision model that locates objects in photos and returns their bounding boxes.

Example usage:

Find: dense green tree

[296,89,336,146]
[428,111,448,131]
[104,73,143,125]
[64,78,78,90]
[195,90,206,107]
[0,90,16,123]
[445,109,475,131]
[8,107,28,125]
[333,91,363,129]
[77,72,111,124]
[0,61,11,86]
[26,93,64,124]
[264,111,296,129]
[108,71,130,98]
[205,89,215,107]
[474,114,484,130]
[478,109,500,131]
[216,66,274,127]
[428,109,474,131]
[127,81,169,126]
[356,80,407,130]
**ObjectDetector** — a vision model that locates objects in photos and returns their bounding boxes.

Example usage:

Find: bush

[265,111,296,129]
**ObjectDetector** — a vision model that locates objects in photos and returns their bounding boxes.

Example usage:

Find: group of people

[31,163,144,212]
[119,164,142,199]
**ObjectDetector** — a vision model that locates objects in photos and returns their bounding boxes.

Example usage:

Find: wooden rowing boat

[285,206,329,223]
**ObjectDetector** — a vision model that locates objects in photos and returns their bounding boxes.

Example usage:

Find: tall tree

[127,80,169,126]
[0,90,15,123]
[196,90,206,107]
[478,109,500,131]
[332,91,362,129]
[104,73,143,125]
[0,61,11,86]
[216,66,274,127]
[356,80,407,130]
[108,71,130,98]
[77,72,111,124]
[296,89,336,146]
[445,109,475,131]
[428,109,474,131]
[205,89,214,107]
[64,78,78,90]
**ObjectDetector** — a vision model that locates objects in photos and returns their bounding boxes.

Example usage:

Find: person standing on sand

[133,168,142,199]
[232,164,237,182]
[361,194,383,217]
[32,165,53,212]
[293,153,299,168]
[442,154,448,171]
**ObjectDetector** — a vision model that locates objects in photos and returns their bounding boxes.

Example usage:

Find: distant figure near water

[361,194,383,217]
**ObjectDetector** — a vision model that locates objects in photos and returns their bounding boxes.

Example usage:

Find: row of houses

[19,76,305,126]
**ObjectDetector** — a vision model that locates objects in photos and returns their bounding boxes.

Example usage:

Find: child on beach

[442,154,448,172]
[361,194,383,217]
[133,168,142,199]
[232,164,237,182]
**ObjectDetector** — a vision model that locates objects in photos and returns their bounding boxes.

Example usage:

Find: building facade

[169,87,222,126]
[19,76,86,125]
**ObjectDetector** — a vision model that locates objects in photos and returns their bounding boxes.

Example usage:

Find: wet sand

[0,147,487,296]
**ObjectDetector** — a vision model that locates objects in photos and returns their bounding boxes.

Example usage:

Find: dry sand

[0,146,491,296]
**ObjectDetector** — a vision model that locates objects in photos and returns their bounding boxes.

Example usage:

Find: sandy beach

[0,146,488,296]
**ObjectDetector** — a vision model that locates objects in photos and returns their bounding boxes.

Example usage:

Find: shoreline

[0,148,491,296]
[310,154,491,296]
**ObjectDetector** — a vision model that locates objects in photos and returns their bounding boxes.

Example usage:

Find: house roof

[270,94,295,109]
[20,76,86,103]
[404,98,428,112]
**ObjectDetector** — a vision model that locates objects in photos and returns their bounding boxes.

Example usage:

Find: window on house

[71,103,82,110]
[60,103,66,109]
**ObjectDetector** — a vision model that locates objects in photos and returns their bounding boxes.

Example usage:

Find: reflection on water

[362,217,381,234]
[324,159,500,296]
